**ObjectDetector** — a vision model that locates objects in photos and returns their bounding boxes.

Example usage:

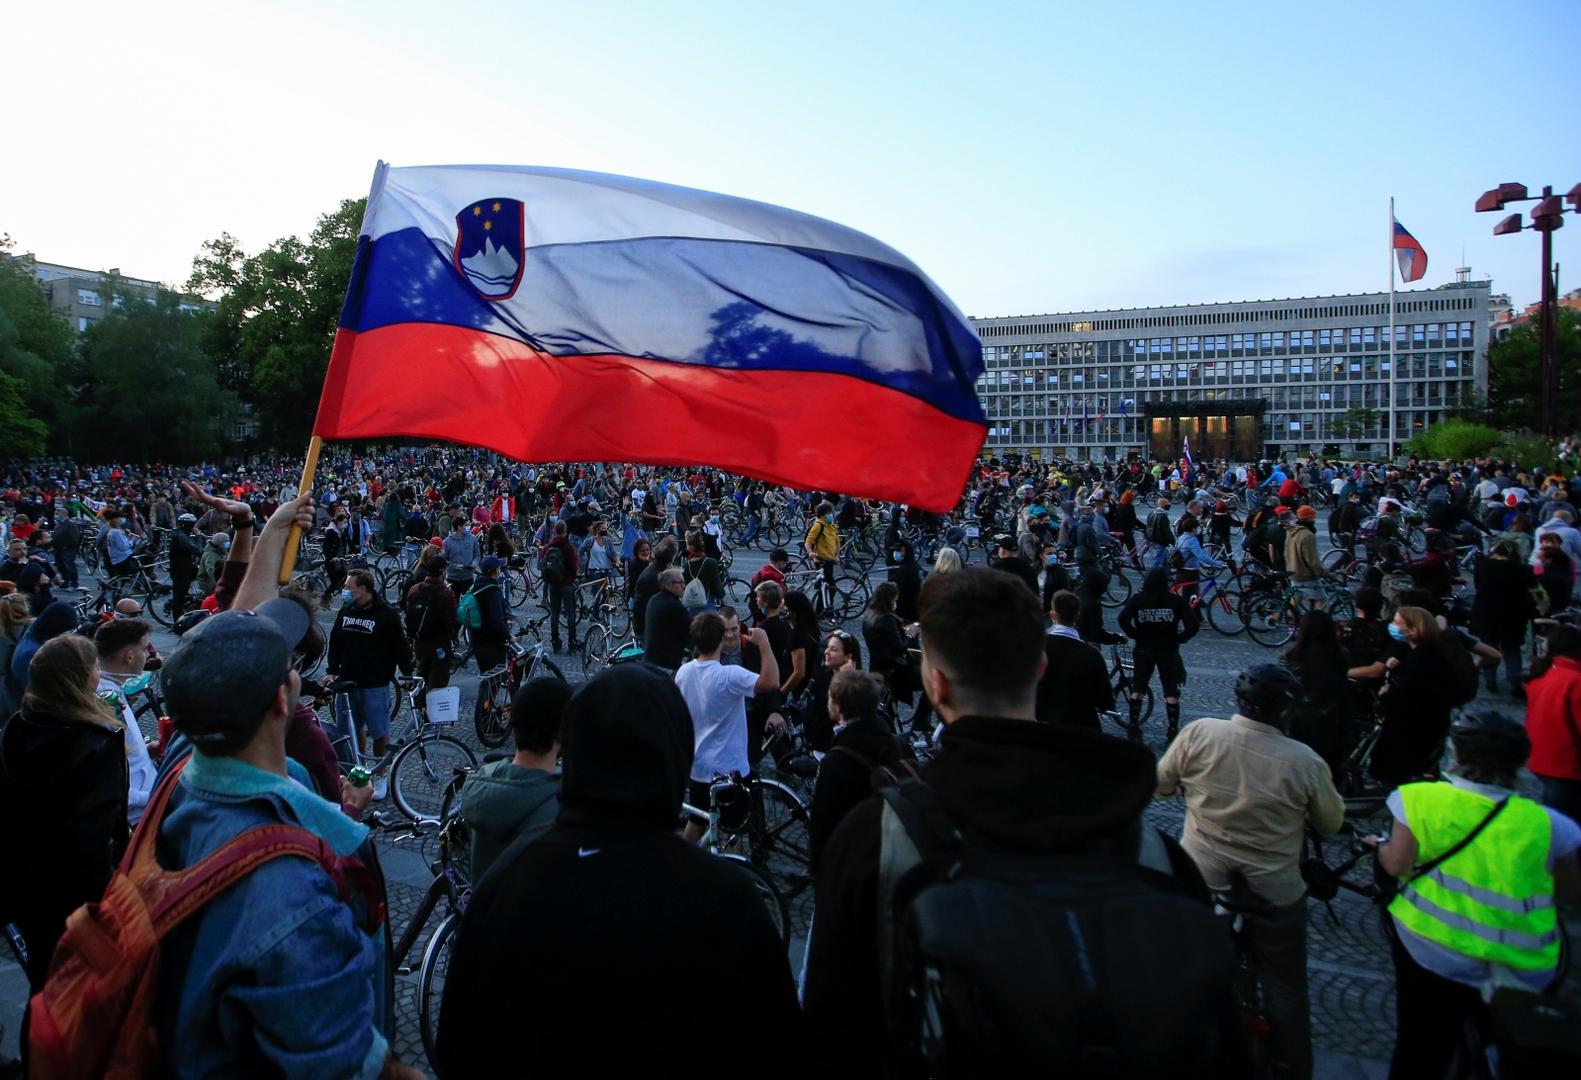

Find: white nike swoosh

[577,847,601,858]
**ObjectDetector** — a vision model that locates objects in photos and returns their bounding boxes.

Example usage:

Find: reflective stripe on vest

[1389,783,1558,970]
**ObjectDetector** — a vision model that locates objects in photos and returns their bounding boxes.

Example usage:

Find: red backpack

[27,758,379,1079]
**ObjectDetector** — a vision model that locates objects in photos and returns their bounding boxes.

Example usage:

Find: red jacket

[1526,655,1581,781]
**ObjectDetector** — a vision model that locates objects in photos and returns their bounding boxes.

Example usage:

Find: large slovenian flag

[1392,217,1428,283]
[312,163,986,511]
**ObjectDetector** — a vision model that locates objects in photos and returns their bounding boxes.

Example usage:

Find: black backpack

[876,779,1237,1077]
[540,544,569,585]
[405,580,436,639]
[1437,629,1483,707]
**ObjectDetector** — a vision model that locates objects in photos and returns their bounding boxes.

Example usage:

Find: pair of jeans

[743,513,761,544]
[547,582,577,645]
[56,545,79,588]
[332,685,392,766]
[1242,897,1313,1078]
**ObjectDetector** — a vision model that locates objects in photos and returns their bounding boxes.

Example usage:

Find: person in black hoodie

[885,538,922,624]
[803,566,1233,1075]
[327,568,412,779]
[808,668,910,870]
[435,664,800,1075]
[1036,590,1114,731]
[0,634,129,989]
[1118,567,1199,740]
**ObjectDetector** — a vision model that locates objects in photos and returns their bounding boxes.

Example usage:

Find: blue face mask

[1388,623,1408,642]
[341,588,355,606]
[1045,553,1059,567]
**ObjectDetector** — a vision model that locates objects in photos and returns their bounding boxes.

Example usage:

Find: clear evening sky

[4,0,1576,314]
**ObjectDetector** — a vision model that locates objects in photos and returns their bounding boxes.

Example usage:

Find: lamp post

[1475,181,1580,438]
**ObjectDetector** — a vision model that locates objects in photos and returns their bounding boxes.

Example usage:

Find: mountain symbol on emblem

[453,197,526,301]
[461,238,519,291]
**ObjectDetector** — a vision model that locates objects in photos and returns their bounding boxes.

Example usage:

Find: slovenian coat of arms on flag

[312,163,986,511]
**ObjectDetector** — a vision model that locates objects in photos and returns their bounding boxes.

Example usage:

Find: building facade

[28,260,209,333]
[969,280,1492,461]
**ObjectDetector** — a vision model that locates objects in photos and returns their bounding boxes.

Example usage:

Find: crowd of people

[0,444,1579,1077]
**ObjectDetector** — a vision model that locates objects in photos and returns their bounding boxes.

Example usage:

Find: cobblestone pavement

[5,515,1579,1077]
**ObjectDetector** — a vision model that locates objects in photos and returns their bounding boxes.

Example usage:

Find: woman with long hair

[861,581,930,732]
[0,592,34,718]
[0,634,130,988]
[1371,606,1458,786]
[1281,610,1353,775]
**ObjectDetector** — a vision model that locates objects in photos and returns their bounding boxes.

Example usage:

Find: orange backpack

[27,758,369,1079]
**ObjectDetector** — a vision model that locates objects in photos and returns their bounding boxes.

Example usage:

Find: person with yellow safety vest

[1370,711,1581,1079]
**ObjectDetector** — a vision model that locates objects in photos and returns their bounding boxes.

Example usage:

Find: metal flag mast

[1388,195,1398,460]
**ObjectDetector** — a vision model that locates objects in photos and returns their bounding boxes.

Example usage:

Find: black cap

[163,602,307,752]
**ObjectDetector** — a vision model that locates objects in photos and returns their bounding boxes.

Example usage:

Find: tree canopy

[1485,308,1580,434]
[188,198,364,450]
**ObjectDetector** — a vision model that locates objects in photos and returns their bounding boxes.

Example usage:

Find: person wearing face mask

[886,539,921,624]
[327,569,414,799]
[804,501,841,605]
[1371,605,1460,787]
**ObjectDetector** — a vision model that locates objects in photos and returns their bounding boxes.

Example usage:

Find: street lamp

[1476,180,1579,437]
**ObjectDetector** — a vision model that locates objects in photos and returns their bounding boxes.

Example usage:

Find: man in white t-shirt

[675,611,779,843]
[93,617,159,824]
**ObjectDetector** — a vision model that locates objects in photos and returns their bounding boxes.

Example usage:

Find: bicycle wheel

[145,584,176,628]
[472,673,513,749]
[1245,593,1296,648]
[390,735,478,822]
[1101,569,1133,608]
[1206,585,1247,636]
[502,567,529,610]
[713,853,791,945]
[417,911,458,1074]
[749,779,813,898]
[581,625,612,674]
[1320,548,1353,576]
[836,573,870,621]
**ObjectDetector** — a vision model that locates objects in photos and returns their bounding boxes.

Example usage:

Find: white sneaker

[372,776,389,801]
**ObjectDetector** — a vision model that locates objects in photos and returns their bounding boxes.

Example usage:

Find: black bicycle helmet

[1448,710,1531,777]
[1233,664,1302,720]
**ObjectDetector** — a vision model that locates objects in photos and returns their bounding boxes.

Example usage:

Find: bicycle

[1169,568,1247,637]
[1098,641,1154,738]
[319,675,477,822]
[1243,574,1355,648]
[384,765,479,1073]
[680,775,792,944]
[473,620,566,748]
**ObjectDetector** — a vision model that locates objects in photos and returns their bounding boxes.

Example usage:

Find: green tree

[1335,406,1380,441]
[0,369,47,456]
[0,236,77,452]
[188,199,364,451]
[1485,308,1581,433]
[1406,418,1502,460]
[75,293,239,462]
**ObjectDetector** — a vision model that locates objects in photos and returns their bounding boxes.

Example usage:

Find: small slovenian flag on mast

[1392,217,1428,283]
[1182,435,1194,478]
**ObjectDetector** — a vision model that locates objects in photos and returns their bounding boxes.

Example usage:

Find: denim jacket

[154,751,388,1079]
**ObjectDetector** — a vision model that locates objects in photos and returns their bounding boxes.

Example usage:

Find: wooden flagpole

[278,434,323,585]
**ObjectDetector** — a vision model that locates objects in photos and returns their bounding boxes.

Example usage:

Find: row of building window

[982,323,1478,366]
[974,294,1481,337]
[982,379,1472,417]
[984,409,1448,446]
[977,353,1474,392]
